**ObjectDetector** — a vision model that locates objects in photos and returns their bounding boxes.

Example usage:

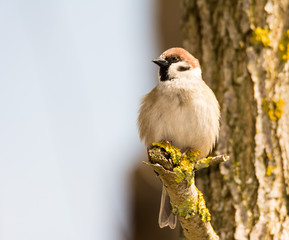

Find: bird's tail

[158,185,177,229]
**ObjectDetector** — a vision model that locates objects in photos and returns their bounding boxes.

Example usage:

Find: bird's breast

[139,84,219,158]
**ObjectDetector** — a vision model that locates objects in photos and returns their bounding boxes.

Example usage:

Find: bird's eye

[177,65,191,71]
[168,56,179,63]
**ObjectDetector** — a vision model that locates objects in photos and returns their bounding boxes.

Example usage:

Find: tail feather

[158,185,177,229]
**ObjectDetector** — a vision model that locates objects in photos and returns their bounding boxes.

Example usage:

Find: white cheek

[168,63,202,82]
[181,68,202,81]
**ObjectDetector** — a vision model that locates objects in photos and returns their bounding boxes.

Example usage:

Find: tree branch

[145,143,230,240]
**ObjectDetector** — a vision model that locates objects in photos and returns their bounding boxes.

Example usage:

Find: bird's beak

[152,57,169,67]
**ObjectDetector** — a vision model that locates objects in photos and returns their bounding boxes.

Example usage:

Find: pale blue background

[0,1,158,239]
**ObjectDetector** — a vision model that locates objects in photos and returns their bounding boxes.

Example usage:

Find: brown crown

[161,47,200,69]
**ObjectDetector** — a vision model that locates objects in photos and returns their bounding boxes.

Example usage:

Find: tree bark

[181,0,289,239]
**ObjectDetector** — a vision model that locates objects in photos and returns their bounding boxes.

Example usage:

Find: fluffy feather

[138,66,219,158]
[138,48,220,229]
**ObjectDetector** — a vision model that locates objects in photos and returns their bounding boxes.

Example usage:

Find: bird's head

[153,48,201,82]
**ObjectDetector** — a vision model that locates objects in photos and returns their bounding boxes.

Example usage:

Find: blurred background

[0,0,182,239]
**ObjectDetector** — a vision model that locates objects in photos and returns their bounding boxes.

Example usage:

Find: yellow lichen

[174,198,198,219]
[195,157,212,170]
[172,188,211,222]
[152,141,182,165]
[152,142,214,185]
[151,142,199,184]
[173,167,186,183]
[197,189,211,222]
[250,27,271,47]
[278,29,289,61]
[182,149,201,161]
[173,160,195,185]
[152,142,212,222]
[173,149,200,185]
[266,152,272,160]
[266,165,276,176]
[262,97,284,121]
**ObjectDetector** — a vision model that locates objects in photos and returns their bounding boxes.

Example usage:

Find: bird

[137,47,220,229]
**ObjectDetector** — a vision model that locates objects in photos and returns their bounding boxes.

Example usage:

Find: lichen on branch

[146,141,229,240]
[151,141,221,185]
[172,189,211,222]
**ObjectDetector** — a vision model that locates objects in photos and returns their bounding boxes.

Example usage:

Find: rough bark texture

[181,0,289,239]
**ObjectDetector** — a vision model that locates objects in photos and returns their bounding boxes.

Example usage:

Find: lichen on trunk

[181,0,289,239]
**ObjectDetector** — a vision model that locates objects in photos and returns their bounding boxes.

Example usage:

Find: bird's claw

[182,147,193,157]
[161,140,172,147]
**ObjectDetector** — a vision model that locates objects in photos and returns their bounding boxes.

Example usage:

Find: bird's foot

[161,140,172,147]
[182,147,193,157]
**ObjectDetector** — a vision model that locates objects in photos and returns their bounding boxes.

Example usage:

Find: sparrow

[138,47,220,229]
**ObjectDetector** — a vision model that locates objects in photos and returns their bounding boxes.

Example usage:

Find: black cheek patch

[158,57,183,81]
[159,66,170,81]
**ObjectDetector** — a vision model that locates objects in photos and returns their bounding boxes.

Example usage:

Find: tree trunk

[181,0,289,239]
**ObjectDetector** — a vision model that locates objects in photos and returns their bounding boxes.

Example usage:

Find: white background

[0,1,158,239]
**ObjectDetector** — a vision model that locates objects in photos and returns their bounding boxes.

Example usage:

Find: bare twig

[195,154,230,170]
